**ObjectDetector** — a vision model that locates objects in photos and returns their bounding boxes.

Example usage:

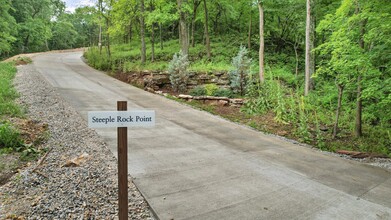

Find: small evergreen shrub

[189,86,207,96]
[204,84,219,96]
[229,45,252,95]
[168,51,190,93]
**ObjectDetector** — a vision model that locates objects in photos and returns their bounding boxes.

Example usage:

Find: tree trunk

[355,2,366,137]
[159,23,163,50]
[248,8,252,50]
[191,0,201,47]
[128,20,133,44]
[310,0,315,90]
[258,2,265,83]
[140,0,146,64]
[355,76,362,137]
[106,18,111,57]
[333,84,344,139]
[203,0,211,60]
[304,0,311,96]
[151,23,155,62]
[177,0,189,56]
[98,0,102,54]
[150,1,155,62]
[294,42,299,77]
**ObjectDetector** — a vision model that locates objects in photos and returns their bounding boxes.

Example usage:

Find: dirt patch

[0,119,48,186]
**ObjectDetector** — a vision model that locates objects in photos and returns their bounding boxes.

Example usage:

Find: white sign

[88,110,155,128]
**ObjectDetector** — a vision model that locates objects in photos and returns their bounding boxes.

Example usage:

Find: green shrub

[213,88,233,98]
[168,51,190,93]
[229,45,252,95]
[84,47,111,70]
[189,86,206,96]
[204,84,219,96]
[0,122,24,150]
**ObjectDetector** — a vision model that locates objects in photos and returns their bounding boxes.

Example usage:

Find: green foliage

[213,88,233,98]
[204,84,219,96]
[0,122,24,150]
[189,86,206,96]
[168,51,190,93]
[0,0,17,57]
[84,47,111,70]
[0,62,21,116]
[242,75,271,115]
[297,97,311,143]
[229,45,252,96]
[49,21,79,50]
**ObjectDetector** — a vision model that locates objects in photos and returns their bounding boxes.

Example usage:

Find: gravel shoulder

[0,64,154,219]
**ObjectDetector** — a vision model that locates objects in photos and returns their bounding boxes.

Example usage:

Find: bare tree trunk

[333,84,344,139]
[128,20,133,44]
[106,17,111,57]
[310,0,315,90]
[203,0,211,59]
[140,0,146,64]
[258,2,265,83]
[159,23,163,50]
[151,24,155,62]
[304,0,311,96]
[294,42,299,77]
[98,0,103,54]
[248,8,252,50]
[191,0,201,47]
[355,1,366,137]
[355,76,362,137]
[177,0,189,56]
[150,1,155,62]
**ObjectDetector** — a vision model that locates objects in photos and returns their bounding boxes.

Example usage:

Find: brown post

[117,101,128,219]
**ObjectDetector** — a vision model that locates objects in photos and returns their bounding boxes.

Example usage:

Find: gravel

[0,64,155,219]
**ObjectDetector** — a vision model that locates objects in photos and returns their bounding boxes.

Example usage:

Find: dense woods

[1,0,390,155]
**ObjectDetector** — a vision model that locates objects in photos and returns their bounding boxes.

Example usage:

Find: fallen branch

[337,150,389,159]
[32,148,52,172]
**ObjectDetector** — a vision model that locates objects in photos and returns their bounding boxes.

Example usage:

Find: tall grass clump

[0,62,21,116]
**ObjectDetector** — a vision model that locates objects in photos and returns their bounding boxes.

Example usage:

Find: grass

[0,62,22,117]
[85,38,240,73]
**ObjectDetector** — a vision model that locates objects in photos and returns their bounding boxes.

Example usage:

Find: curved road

[32,51,391,219]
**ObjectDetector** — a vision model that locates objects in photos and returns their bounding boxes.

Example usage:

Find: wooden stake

[117,101,128,220]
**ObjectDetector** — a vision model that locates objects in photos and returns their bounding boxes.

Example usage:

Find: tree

[0,0,17,57]
[177,0,189,56]
[304,0,313,96]
[190,0,201,47]
[203,0,211,59]
[49,21,78,50]
[11,0,63,53]
[140,0,146,64]
[316,0,389,137]
[258,1,265,83]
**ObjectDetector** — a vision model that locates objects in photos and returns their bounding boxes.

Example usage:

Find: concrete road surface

[31,51,391,219]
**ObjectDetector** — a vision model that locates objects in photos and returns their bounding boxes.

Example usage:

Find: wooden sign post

[117,101,128,219]
[88,102,155,220]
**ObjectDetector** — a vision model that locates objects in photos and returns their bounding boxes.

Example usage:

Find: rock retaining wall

[116,70,230,91]
[177,94,244,107]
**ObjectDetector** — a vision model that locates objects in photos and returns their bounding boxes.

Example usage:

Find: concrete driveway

[32,51,391,219]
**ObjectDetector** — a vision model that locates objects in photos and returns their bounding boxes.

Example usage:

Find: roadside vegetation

[0,60,47,185]
[1,0,390,157]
